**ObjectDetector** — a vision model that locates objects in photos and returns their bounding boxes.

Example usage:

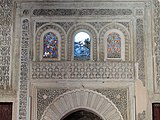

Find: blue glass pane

[107,32,121,58]
[74,32,91,60]
[43,32,58,58]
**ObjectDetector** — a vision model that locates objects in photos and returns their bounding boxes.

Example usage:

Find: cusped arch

[41,89,124,120]
[35,23,66,61]
[99,23,130,61]
[67,23,98,61]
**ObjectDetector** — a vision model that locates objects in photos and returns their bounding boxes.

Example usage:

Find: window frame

[40,29,61,61]
[104,29,125,61]
[72,29,93,61]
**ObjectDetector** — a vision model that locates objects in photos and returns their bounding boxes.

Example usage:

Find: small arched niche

[61,109,103,120]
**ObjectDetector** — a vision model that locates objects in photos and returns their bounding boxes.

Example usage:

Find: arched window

[43,32,58,58]
[104,29,125,60]
[107,32,121,58]
[74,32,91,60]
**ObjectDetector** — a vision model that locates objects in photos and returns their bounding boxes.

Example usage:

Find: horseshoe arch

[41,89,124,120]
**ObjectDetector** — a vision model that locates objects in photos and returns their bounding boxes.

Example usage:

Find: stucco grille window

[43,32,58,58]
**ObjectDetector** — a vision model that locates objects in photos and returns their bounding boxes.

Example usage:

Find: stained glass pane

[43,32,58,58]
[74,32,91,60]
[107,32,121,58]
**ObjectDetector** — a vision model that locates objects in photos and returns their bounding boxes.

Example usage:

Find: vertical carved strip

[136,19,145,85]
[154,0,160,93]
[18,19,29,120]
[0,0,12,90]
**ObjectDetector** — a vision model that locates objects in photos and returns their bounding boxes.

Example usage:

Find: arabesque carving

[0,0,12,90]
[96,89,127,120]
[136,19,145,85]
[31,61,134,80]
[37,89,69,120]
[18,19,30,120]
[41,89,124,120]
[33,9,132,16]
[37,88,128,120]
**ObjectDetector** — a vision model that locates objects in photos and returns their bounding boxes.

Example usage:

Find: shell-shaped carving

[41,89,124,120]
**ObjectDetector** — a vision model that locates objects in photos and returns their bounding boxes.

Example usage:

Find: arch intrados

[60,107,104,120]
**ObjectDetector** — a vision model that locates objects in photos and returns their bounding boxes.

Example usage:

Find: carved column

[18,19,30,120]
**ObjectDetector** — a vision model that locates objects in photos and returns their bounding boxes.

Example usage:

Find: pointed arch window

[74,32,91,60]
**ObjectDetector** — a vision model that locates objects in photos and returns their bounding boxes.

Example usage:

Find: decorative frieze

[31,61,134,80]
[136,19,145,85]
[18,19,30,120]
[0,0,12,90]
[33,9,132,16]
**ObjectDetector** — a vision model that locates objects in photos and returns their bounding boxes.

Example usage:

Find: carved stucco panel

[153,0,160,93]
[18,19,30,120]
[0,0,12,90]
[37,89,69,120]
[31,61,134,80]
[136,19,145,85]
[32,9,132,16]
[38,89,125,120]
